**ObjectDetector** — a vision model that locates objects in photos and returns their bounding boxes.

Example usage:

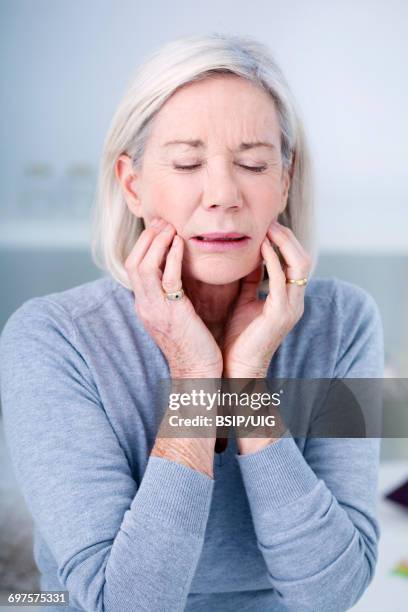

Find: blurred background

[0,0,407,609]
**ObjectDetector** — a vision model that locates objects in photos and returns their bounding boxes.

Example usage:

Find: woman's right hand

[124,216,223,379]
[125,217,221,478]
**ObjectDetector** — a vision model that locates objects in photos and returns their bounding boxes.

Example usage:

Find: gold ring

[286,277,308,286]
[163,287,184,301]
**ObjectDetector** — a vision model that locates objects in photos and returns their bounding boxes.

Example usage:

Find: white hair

[90,32,317,290]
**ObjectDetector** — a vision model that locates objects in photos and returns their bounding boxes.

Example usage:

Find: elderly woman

[0,33,383,612]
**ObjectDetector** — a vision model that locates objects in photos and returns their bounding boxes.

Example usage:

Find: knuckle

[138,261,151,276]
[154,229,170,241]
[150,318,173,338]
[136,303,165,328]
[162,277,179,291]
[135,302,149,321]
[303,253,312,269]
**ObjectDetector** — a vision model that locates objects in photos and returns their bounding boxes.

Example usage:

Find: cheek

[245,174,282,202]
[144,182,193,227]
[250,188,282,228]
[256,177,283,199]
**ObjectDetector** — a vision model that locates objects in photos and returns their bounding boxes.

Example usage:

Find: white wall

[1,0,407,251]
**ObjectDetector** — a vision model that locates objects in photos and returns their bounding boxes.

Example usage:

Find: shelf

[0,220,91,249]
[0,210,407,253]
[316,196,408,253]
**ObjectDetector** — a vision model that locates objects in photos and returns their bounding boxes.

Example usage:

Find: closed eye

[173,163,267,173]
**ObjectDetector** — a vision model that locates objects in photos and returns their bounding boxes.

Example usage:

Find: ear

[279,166,291,214]
[115,154,144,218]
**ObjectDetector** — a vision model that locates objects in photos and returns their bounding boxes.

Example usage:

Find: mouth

[190,232,251,251]
[192,232,249,242]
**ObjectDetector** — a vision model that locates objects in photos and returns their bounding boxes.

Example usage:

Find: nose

[201,160,243,211]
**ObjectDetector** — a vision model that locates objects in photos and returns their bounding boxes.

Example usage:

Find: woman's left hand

[222,220,312,379]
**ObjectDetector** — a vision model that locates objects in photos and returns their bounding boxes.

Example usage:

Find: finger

[126,223,177,304]
[125,226,166,304]
[140,222,176,272]
[237,262,264,304]
[267,223,309,276]
[134,224,178,302]
[162,235,184,295]
[267,222,311,308]
[125,218,168,271]
[260,238,287,308]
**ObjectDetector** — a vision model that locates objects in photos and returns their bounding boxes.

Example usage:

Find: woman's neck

[182,276,241,340]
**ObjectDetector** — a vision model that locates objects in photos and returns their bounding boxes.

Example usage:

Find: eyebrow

[162,139,277,151]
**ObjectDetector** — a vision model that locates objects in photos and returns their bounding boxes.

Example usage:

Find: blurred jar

[17,162,55,219]
[59,163,96,220]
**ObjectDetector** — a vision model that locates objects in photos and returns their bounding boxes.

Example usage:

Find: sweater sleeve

[0,297,214,612]
[235,284,384,612]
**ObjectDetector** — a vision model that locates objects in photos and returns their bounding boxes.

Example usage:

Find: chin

[184,260,254,285]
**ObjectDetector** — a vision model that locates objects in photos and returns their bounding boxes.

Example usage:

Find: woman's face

[123,75,290,285]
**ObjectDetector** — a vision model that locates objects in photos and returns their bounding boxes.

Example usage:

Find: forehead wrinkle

[154,74,280,153]
[162,139,277,152]
[168,111,275,153]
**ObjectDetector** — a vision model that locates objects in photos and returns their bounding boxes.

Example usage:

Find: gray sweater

[0,275,384,612]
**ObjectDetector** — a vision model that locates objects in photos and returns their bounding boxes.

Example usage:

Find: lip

[194,232,248,240]
[190,236,251,251]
